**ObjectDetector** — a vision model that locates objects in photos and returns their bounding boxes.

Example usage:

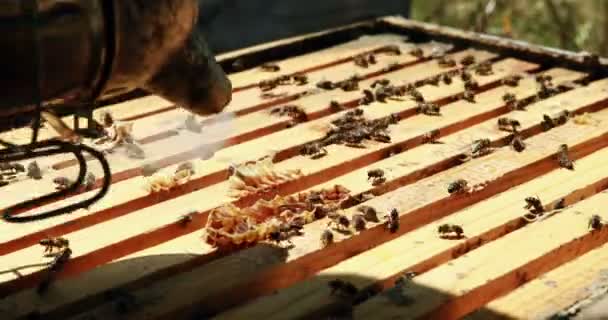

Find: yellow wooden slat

[353,191,608,319]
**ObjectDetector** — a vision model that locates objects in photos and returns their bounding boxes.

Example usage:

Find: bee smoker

[0,0,232,222]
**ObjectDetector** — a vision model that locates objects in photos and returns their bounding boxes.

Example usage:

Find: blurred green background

[411,0,608,56]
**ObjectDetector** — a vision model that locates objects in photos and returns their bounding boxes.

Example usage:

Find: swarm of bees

[258,74,308,91]
[300,109,399,159]
[437,223,465,239]
[259,62,281,72]
[557,144,574,170]
[353,53,377,68]
[143,161,196,193]
[367,168,386,186]
[588,214,604,230]
[227,155,303,198]
[270,105,308,127]
[448,179,469,195]
[203,185,351,249]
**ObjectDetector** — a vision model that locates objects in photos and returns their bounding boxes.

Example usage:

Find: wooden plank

[39,74,608,320]
[353,190,608,320]
[0,57,546,318]
[226,34,411,90]
[465,241,608,320]
[0,39,436,210]
[210,98,608,320]
[0,49,503,245]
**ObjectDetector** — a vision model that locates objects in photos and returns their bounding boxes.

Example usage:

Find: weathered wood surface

[1,30,608,320]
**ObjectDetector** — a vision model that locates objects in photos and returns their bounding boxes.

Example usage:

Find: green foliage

[411,0,608,56]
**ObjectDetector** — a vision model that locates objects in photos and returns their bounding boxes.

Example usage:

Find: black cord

[0,0,113,223]
[1,140,112,223]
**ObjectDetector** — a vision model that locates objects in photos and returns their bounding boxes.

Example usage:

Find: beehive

[1,16,608,320]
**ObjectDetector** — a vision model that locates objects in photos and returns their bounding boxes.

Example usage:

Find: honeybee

[408,88,425,102]
[422,129,440,144]
[27,161,42,180]
[437,56,456,68]
[589,214,603,230]
[360,89,375,105]
[510,133,526,152]
[384,208,399,233]
[501,74,523,87]
[351,214,367,232]
[502,93,517,109]
[474,61,493,75]
[39,237,69,255]
[471,138,492,158]
[409,47,424,58]
[260,62,280,72]
[321,229,334,248]
[53,177,72,190]
[293,74,308,86]
[440,73,453,85]
[381,45,402,56]
[462,90,476,103]
[497,117,521,132]
[327,212,350,231]
[417,102,441,116]
[541,114,556,131]
[524,196,544,214]
[460,55,476,66]
[437,224,465,238]
[178,211,196,226]
[557,144,574,170]
[83,172,96,191]
[367,169,386,186]
[448,179,469,194]
[317,80,335,90]
[357,205,379,223]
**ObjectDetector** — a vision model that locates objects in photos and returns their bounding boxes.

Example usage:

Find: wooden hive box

[1,16,608,320]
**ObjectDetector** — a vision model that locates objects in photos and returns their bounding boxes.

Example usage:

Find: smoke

[194,111,237,160]
[134,110,237,174]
